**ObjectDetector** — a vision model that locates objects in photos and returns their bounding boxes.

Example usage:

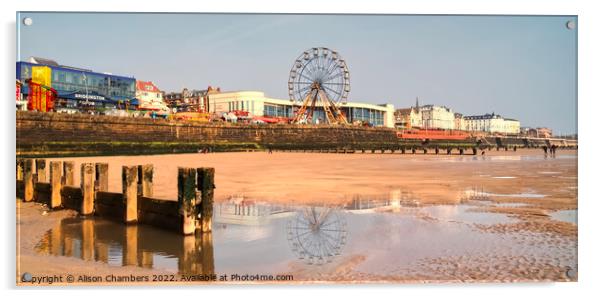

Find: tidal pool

[34,198,575,281]
[550,209,578,224]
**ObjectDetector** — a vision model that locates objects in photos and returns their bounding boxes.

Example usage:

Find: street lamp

[82,72,90,109]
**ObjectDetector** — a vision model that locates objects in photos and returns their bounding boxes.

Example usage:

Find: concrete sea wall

[16,111,416,157]
[16,111,572,157]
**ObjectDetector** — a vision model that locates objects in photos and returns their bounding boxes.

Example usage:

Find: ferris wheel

[286,206,348,265]
[288,47,350,125]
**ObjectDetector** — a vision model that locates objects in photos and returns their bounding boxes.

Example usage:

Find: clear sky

[17,12,577,134]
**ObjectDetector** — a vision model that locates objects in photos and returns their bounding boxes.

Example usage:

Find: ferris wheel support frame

[293,84,348,125]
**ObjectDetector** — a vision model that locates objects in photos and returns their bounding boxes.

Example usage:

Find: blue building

[16,57,137,111]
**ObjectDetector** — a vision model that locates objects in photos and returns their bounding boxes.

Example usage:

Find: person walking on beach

[543,146,548,156]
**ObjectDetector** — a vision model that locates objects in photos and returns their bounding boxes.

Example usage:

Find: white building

[454,113,466,131]
[207,90,395,127]
[465,113,520,134]
[502,118,521,134]
[394,107,422,129]
[136,81,169,113]
[419,105,455,130]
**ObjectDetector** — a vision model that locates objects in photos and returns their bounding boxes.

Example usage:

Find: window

[21,65,32,79]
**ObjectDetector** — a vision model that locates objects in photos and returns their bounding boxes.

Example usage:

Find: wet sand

[18,149,577,284]
[16,201,171,285]
[46,149,577,206]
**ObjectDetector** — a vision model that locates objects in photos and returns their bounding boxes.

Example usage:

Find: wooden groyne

[16,159,215,235]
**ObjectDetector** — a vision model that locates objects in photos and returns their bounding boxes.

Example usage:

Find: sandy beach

[17,149,577,284]
[45,149,577,206]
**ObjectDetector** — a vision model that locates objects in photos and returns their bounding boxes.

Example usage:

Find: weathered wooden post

[16,159,24,198]
[63,236,73,257]
[96,242,110,263]
[201,232,215,276]
[122,166,139,223]
[49,161,62,209]
[178,168,198,235]
[139,164,153,197]
[80,163,96,215]
[123,225,139,266]
[23,159,35,202]
[140,251,154,269]
[81,219,95,261]
[35,159,47,183]
[197,168,215,233]
[62,161,74,186]
[49,224,62,256]
[16,159,24,181]
[95,163,109,192]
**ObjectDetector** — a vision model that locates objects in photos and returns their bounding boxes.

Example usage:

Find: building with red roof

[135,80,169,113]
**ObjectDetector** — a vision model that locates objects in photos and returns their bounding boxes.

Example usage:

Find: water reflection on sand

[35,190,577,281]
[36,218,215,275]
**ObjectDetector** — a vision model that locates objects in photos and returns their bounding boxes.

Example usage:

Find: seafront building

[394,107,422,129]
[16,80,27,111]
[135,80,169,112]
[419,104,455,130]
[16,57,137,111]
[394,98,456,130]
[162,86,225,113]
[17,57,527,132]
[394,98,522,134]
[521,127,553,138]
[464,113,520,134]
[394,98,422,129]
[206,90,395,127]
[454,113,466,131]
